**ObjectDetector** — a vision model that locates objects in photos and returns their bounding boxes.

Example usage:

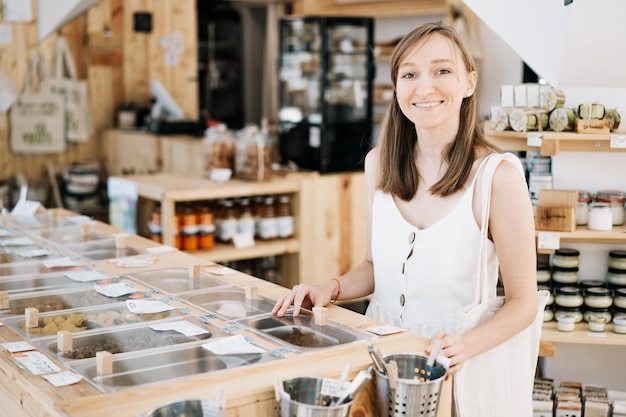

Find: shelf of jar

[540,321,626,357]
[484,124,625,156]
[186,238,300,263]
[535,225,626,254]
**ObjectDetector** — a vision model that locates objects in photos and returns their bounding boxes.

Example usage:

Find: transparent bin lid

[32,225,105,244]
[179,288,275,320]
[6,214,75,230]
[128,267,228,294]
[64,238,141,261]
[238,312,375,351]
[0,271,91,297]
[68,337,276,393]
[3,302,187,339]
[39,317,219,362]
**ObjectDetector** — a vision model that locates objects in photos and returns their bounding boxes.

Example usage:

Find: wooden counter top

[0,211,452,417]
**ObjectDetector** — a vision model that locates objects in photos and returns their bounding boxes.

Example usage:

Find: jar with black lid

[583,306,612,323]
[608,250,626,271]
[554,305,583,323]
[607,267,626,287]
[553,248,580,268]
[536,264,551,284]
[552,266,579,285]
[614,288,626,309]
[613,305,626,320]
[583,287,613,309]
[554,286,583,308]
[579,280,607,291]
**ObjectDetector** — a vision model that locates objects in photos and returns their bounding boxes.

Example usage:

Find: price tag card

[610,134,626,149]
[10,351,61,375]
[44,370,82,387]
[126,299,175,314]
[232,233,255,249]
[2,341,35,353]
[587,332,608,339]
[526,133,543,147]
[150,320,209,337]
[65,270,109,282]
[0,228,12,237]
[202,334,266,355]
[537,232,560,250]
[146,245,177,254]
[1,237,35,246]
[366,325,406,336]
[17,248,53,258]
[95,282,138,298]
[206,266,236,276]
[42,257,80,269]
[11,200,42,216]
[109,257,157,268]
[320,377,349,398]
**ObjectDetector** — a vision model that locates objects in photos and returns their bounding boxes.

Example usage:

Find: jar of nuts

[235,124,272,181]
[203,124,235,181]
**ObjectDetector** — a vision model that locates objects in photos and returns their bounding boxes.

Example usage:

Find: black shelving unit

[278,16,374,173]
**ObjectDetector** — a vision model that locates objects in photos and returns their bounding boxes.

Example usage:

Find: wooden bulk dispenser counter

[0,209,452,417]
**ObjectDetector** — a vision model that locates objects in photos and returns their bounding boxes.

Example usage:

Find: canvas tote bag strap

[473,153,517,303]
[52,35,78,80]
[24,51,48,93]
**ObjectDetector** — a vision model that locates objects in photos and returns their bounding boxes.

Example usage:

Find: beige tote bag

[10,51,66,154]
[454,153,549,417]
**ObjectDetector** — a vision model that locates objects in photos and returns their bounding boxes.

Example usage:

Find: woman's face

[395,33,476,133]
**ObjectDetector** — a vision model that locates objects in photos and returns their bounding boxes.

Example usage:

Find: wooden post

[57,330,73,352]
[0,292,8,310]
[96,351,113,375]
[115,234,128,249]
[313,306,329,326]
[244,284,258,300]
[25,308,39,328]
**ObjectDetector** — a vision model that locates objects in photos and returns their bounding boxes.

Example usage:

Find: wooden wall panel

[293,0,447,17]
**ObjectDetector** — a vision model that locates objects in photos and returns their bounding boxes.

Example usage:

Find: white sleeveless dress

[365,153,522,338]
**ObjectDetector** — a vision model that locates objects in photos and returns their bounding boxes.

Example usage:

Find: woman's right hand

[272,281,336,317]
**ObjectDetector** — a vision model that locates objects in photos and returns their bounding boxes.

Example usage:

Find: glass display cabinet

[278,16,374,173]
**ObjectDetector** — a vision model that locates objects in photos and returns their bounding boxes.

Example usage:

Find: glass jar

[235,125,272,181]
[553,248,580,268]
[607,267,626,287]
[237,198,256,236]
[595,190,625,225]
[583,307,612,323]
[258,196,278,240]
[579,280,607,291]
[576,191,592,225]
[554,306,583,324]
[198,205,215,250]
[536,264,551,284]
[276,195,295,239]
[552,266,579,285]
[554,286,583,308]
[148,203,162,243]
[613,316,626,334]
[613,306,626,321]
[613,288,626,309]
[608,250,626,271]
[587,203,613,231]
[217,199,238,243]
[181,204,199,251]
[584,287,613,309]
[203,123,235,181]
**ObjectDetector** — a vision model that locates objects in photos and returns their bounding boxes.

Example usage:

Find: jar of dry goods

[587,203,613,231]
[181,205,199,251]
[258,196,278,240]
[217,199,238,243]
[595,190,626,225]
[576,191,592,225]
[237,198,256,236]
[198,205,215,250]
[203,124,235,181]
[276,195,295,239]
[235,125,272,181]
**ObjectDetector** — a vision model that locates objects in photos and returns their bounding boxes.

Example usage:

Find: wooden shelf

[540,321,626,357]
[536,225,626,253]
[484,124,625,156]
[186,238,300,263]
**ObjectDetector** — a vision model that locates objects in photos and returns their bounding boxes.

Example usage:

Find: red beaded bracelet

[329,278,341,304]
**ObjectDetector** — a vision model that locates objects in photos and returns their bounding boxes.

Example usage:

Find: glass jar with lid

[275,195,295,239]
[258,196,278,240]
[608,250,626,271]
[536,264,551,284]
[583,287,613,309]
[583,307,612,324]
[554,306,583,324]
[234,124,272,181]
[613,288,626,309]
[576,191,592,225]
[217,199,239,242]
[551,266,579,285]
[554,286,583,308]
[579,280,607,292]
[607,267,626,287]
[203,123,235,181]
[595,190,626,225]
[552,248,580,268]
[237,198,256,236]
[588,203,613,231]
[613,306,626,321]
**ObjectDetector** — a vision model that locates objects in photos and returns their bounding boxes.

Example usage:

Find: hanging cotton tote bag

[454,153,549,417]
[10,51,66,154]
[45,35,93,143]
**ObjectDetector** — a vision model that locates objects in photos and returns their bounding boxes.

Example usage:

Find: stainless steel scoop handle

[367,344,386,375]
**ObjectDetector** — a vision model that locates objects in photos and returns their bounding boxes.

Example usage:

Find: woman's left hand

[426,331,467,374]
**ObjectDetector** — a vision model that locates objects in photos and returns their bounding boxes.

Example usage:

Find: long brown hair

[377,21,498,200]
